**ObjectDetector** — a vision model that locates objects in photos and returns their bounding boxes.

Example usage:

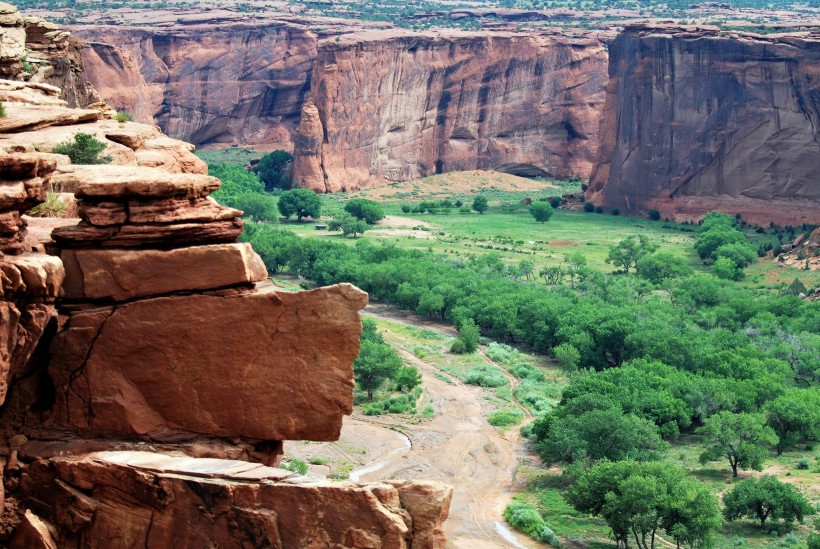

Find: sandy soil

[355,170,559,201]
[287,305,545,549]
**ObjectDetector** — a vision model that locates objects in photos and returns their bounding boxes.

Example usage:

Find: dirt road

[288,305,545,549]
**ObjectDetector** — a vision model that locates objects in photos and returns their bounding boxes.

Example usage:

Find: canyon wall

[294,30,608,191]
[74,22,318,149]
[587,24,820,225]
[75,22,608,190]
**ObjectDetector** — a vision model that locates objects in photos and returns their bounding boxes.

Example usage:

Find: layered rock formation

[73,20,608,190]
[74,22,319,148]
[0,2,98,106]
[0,74,451,546]
[587,25,820,225]
[293,30,608,191]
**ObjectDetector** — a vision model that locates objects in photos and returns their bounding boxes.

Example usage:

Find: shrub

[583,201,594,212]
[28,191,66,218]
[115,111,133,123]
[464,364,507,387]
[548,196,562,209]
[449,338,467,354]
[308,456,329,465]
[504,499,562,546]
[488,408,525,427]
[808,532,820,549]
[0,101,6,118]
[611,208,620,216]
[796,458,810,470]
[280,458,308,475]
[472,195,488,214]
[459,206,471,214]
[52,132,112,164]
[594,206,603,214]
[648,209,661,220]
[401,204,412,213]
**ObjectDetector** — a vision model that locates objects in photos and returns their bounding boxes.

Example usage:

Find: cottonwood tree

[344,198,385,224]
[696,411,778,477]
[472,195,488,214]
[529,201,554,223]
[354,319,403,401]
[277,188,322,221]
[606,235,658,274]
[565,461,722,549]
[723,475,812,529]
[253,150,292,190]
[766,388,820,455]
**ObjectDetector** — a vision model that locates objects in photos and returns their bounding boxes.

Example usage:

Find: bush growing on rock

[52,132,112,164]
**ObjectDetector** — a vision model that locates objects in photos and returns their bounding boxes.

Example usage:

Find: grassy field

[268,170,818,289]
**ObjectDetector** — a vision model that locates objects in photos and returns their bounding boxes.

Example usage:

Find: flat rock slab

[60,243,267,301]
[51,218,243,248]
[21,453,452,549]
[93,451,294,481]
[49,284,368,441]
[0,104,102,133]
[52,165,221,199]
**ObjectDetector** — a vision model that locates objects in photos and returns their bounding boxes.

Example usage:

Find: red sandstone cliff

[0,79,451,547]
[293,29,608,191]
[73,22,318,149]
[587,24,820,225]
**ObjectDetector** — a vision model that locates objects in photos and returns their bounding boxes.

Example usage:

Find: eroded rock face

[74,23,318,148]
[19,451,452,549]
[294,30,608,191]
[587,25,820,225]
[49,285,367,441]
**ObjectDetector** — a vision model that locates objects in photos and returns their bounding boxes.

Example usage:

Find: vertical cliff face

[588,25,820,225]
[74,23,317,148]
[294,30,608,191]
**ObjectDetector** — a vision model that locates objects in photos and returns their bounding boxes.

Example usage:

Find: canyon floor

[286,303,546,549]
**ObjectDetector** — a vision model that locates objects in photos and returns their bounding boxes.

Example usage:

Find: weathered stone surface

[387,480,453,549]
[0,253,64,299]
[10,510,58,549]
[293,30,607,191]
[49,284,368,441]
[75,23,318,147]
[20,451,451,549]
[0,301,57,406]
[51,218,243,248]
[0,104,102,133]
[587,25,820,225]
[53,165,220,199]
[60,243,267,301]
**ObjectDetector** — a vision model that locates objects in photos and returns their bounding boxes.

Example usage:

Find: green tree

[606,235,658,274]
[723,475,813,528]
[344,198,385,224]
[553,343,580,372]
[329,213,368,238]
[766,388,820,455]
[536,407,668,465]
[696,411,778,477]
[232,192,278,221]
[713,257,740,280]
[452,318,480,354]
[253,150,292,191]
[566,461,722,549]
[354,319,403,401]
[472,195,488,214]
[394,365,421,391]
[529,201,554,223]
[52,132,112,164]
[636,252,693,284]
[277,188,321,221]
[713,242,757,269]
[240,223,297,273]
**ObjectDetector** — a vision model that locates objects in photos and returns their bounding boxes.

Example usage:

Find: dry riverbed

[285,305,546,549]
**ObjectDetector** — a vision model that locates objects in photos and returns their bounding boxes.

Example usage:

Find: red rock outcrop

[16,451,451,549]
[0,55,452,545]
[587,24,820,225]
[294,29,608,191]
[0,2,98,107]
